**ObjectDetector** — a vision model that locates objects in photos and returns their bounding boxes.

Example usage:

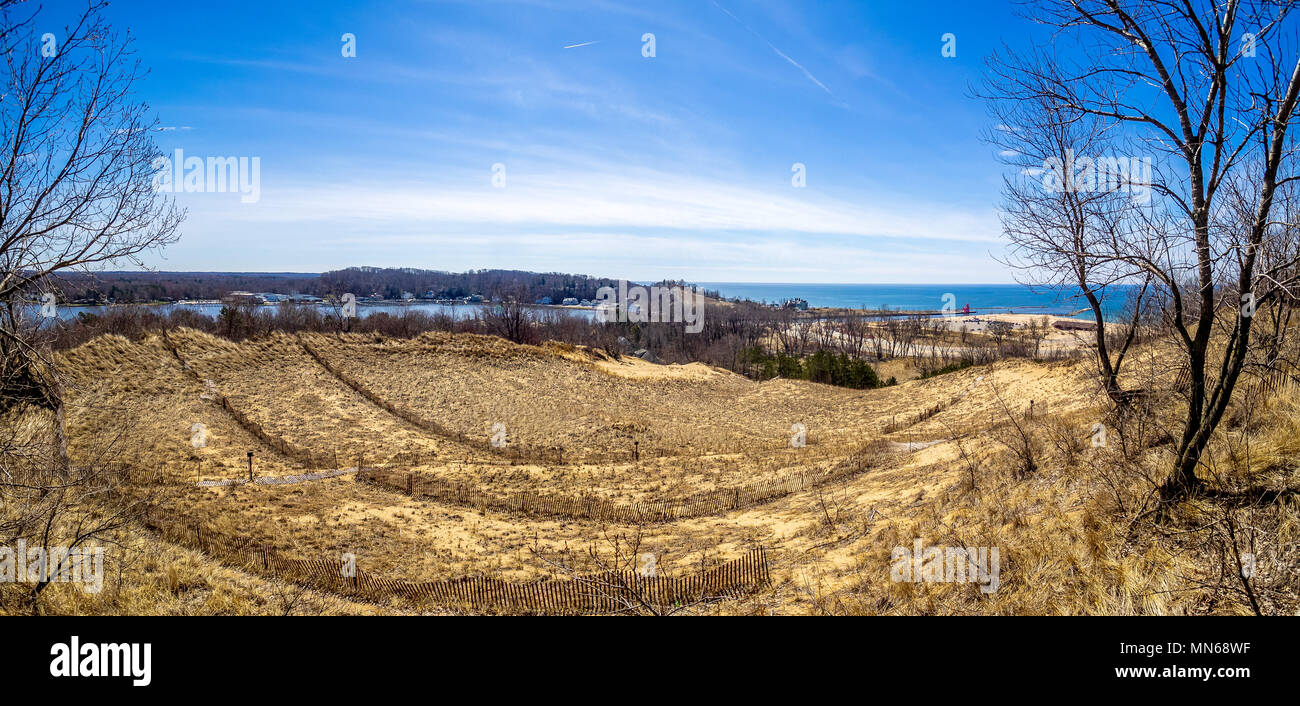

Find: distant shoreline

[46,270,1130,320]
[41,275,1126,322]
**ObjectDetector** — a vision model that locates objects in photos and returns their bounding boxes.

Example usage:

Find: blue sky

[69,0,1042,282]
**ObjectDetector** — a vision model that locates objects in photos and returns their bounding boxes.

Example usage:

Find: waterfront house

[222,291,260,305]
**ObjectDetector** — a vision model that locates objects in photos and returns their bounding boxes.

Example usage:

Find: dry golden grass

[16,328,1295,615]
[0,491,398,616]
[165,330,492,467]
[57,334,303,481]
[301,331,921,461]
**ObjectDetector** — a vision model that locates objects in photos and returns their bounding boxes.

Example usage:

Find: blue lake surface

[697,283,1127,319]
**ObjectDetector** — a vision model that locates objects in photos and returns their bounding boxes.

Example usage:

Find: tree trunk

[52,395,69,475]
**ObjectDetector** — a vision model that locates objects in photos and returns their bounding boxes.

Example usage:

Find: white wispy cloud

[191,166,999,244]
[162,219,1004,282]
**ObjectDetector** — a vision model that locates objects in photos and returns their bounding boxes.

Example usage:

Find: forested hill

[48,267,658,304]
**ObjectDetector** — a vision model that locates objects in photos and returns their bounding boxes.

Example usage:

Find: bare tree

[840,309,868,358]
[1242,179,1300,377]
[985,0,1300,501]
[986,320,1014,353]
[0,2,181,612]
[789,314,815,356]
[480,285,536,345]
[0,1,183,473]
[991,81,1152,397]
[1026,317,1051,359]
[988,381,1040,478]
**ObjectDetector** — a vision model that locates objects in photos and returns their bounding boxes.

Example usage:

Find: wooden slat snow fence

[143,509,769,615]
[359,449,874,524]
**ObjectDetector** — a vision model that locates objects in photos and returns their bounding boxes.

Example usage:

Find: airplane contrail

[563,40,601,49]
[710,0,833,97]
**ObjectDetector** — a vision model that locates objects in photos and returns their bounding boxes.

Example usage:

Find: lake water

[698,283,1127,319]
[48,301,598,322]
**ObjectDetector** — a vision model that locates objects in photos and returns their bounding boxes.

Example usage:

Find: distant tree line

[50,271,317,303]
[316,267,626,302]
[45,267,723,306]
